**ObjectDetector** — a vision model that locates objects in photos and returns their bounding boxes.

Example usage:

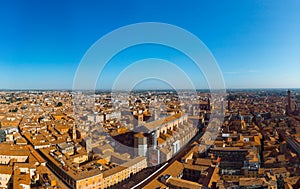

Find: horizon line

[0,87,300,91]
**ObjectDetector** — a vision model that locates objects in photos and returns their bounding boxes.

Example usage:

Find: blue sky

[0,0,299,89]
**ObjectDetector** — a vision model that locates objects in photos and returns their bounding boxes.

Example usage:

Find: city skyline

[1,0,300,90]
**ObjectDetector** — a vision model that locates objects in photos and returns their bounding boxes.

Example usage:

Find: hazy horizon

[0,87,299,91]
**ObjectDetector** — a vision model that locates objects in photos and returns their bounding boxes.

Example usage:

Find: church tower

[286,90,291,115]
[72,124,77,140]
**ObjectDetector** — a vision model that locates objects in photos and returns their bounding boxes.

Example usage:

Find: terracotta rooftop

[183,163,209,172]
[167,177,202,189]
[143,113,186,131]
[195,158,212,166]
[0,165,12,174]
[103,156,146,178]
[13,169,31,189]
[239,178,268,187]
[144,161,184,189]
[0,144,30,157]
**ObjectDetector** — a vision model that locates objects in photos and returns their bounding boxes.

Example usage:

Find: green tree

[57,102,63,107]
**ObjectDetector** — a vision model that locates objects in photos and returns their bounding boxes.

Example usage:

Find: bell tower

[286,90,291,115]
[72,124,76,140]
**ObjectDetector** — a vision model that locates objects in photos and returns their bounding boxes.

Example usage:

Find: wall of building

[0,155,28,164]
[0,173,11,188]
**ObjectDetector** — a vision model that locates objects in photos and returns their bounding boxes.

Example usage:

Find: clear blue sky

[0,0,299,89]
